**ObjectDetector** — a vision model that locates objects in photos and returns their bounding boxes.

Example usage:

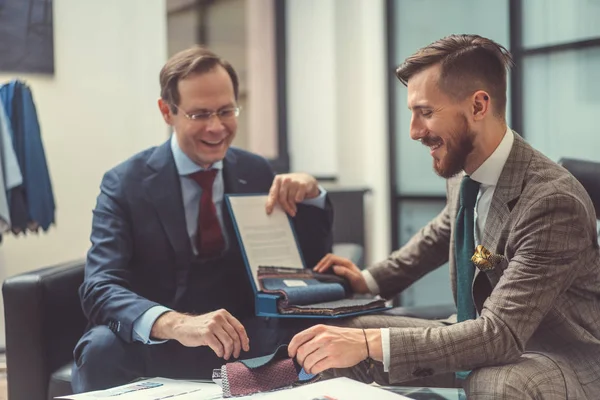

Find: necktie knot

[459,175,480,208]
[189,169,218,190]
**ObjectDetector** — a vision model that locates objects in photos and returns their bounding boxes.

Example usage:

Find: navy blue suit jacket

[79,140,333,343]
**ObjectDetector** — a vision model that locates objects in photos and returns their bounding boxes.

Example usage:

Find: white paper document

[57,377,409,400]
[55,378,222,400]
[257,377,410,399]
[227,195,305,288]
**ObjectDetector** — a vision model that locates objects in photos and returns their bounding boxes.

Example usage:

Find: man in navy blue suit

[71,46,333,393]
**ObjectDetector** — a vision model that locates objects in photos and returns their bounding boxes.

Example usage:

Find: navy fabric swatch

[260,278,345,305]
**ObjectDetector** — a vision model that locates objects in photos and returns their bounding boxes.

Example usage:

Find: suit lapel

[475,132,533,283]
[221,149,246,246]
[222,149,240,194]
[143,140,192,259]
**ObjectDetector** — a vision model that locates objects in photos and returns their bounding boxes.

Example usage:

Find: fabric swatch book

[225,194,388,318]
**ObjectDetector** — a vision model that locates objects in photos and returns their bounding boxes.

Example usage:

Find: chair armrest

[2,259,86,400]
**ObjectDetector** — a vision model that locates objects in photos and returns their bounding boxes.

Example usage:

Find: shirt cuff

[300,186,327,209]
[362,270,381,295]
[381,328,390,372]
[132,305,172,344]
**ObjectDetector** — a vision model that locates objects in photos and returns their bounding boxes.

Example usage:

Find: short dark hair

[396,34,514,117]
[159,46,239,113]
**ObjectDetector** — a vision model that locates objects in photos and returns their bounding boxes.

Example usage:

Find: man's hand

[151,309,250,360]
[265,173,320,217]
[288,325,382,374]
[313,254,370,294]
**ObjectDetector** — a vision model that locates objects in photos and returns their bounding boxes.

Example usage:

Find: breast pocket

[483,256,509,288]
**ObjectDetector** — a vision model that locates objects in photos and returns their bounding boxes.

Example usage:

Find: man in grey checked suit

[288,34,600,399]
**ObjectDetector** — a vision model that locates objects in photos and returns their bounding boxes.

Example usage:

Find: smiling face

[407,64,477,178]
[158,65,237,168]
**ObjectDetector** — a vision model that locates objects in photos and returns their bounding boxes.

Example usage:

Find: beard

[423,114,475,179]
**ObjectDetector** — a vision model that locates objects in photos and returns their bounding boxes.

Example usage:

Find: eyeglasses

[172,104,241,122]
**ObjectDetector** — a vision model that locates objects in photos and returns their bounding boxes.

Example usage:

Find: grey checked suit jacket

[368,133,600,394]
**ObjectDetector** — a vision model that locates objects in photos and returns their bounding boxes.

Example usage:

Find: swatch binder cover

[225,194,388,318]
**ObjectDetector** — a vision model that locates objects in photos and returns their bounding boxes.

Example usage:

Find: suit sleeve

[386,193,593,383]
[367,203,452,299]
[79,169,161,343]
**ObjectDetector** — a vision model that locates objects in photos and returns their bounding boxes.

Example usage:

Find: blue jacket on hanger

[0,100,24,232]
[0,81,29,233]
[0,80,55,232]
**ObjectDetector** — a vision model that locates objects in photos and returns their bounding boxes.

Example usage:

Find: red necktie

[188,169,225,258]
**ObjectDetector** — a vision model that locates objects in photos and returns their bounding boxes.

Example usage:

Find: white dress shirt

[363,128,514,371]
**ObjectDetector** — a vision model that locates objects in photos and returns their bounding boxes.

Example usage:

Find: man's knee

[465,353,567,399]
[73,326,126,368]
[72,326,142,393]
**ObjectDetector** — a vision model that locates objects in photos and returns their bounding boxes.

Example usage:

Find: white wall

[246,0,278,159]
[286,0,391,264]
[0,0,168,347]
[286,0,338,178]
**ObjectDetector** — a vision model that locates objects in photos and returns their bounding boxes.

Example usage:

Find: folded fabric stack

[258,266,386,316]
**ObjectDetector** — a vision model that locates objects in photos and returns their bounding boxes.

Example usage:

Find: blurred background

[0,0,599,352]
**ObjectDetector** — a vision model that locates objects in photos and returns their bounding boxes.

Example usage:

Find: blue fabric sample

[260,278,345,305]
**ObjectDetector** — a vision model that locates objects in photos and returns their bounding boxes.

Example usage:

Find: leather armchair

[3,260,86,400]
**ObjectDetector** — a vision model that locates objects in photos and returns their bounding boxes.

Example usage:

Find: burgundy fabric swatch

[221,358,298,397]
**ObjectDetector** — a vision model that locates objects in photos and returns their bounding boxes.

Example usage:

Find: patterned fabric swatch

[222,358,298,397]
[218,344,318,398]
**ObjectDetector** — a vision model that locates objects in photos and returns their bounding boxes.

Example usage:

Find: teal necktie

[454,176,480,381]
[455,175,480,321]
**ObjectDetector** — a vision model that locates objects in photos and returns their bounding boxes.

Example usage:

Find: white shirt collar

[170,133,223,176]
[470,127,514,187]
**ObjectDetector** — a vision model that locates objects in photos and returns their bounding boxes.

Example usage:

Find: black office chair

[559,158,600,220]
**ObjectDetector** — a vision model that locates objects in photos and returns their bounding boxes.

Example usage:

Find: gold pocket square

[471,245,504,271]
